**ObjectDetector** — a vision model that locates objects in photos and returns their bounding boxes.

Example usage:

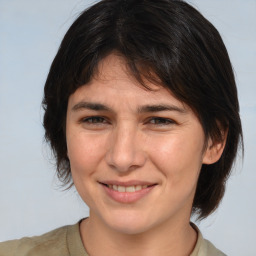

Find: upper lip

[99,180,157,186]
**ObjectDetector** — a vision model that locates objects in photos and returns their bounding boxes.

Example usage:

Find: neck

[80,214,197,256]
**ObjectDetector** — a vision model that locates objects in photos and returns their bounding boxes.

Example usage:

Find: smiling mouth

[100,182,157,203]
[107,184,152,192]
[100,183,156,193]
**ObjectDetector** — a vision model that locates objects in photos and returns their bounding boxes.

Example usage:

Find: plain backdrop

[0,0,255,255]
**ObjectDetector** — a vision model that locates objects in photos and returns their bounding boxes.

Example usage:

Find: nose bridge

[106,121,146,172]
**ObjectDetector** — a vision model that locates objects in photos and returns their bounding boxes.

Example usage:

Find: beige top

[0,221,226,256]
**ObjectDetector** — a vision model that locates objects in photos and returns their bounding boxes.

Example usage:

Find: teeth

[118,186,126,192]
[126,186,135,192]
[107,184,149,192]
[135,185,142,191]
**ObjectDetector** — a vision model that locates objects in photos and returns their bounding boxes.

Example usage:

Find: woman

[0,0,243,255]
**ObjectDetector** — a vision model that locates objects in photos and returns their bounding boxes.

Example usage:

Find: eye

[148,117,175,125]
[82,116,107,124]
[79,116,110,131]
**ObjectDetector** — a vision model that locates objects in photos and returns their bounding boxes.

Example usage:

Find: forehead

[69,53,188,111]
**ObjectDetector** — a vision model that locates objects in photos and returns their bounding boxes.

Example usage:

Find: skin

[66,53,225,256]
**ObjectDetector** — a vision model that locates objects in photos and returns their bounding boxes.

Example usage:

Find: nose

[105,123,146,173]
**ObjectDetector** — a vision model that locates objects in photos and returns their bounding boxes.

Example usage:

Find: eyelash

[81,116,108,124]
[80,116,175,126]
[147,117,175,126]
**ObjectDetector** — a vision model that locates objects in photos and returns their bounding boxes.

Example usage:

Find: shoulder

[0,225,71,256]
[199,239,227,256]
[190,223,227,256]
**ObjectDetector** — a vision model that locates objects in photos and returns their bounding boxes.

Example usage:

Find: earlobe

[202,132,227,165]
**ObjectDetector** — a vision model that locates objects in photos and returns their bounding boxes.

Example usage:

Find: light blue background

[0,0,255,255]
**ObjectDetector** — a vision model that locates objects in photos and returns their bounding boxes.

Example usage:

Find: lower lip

[101,184,156,203]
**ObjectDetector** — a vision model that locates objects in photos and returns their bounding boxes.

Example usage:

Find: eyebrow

[138,104,187,114]
[71,101,186,114]
[72,102,112,112]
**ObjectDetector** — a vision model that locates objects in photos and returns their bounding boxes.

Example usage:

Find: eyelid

[78,115,177,126]
[146,117,177,125]
[80,115,109,124]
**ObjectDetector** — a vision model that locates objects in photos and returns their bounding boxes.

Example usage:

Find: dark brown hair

[42,0,243,219]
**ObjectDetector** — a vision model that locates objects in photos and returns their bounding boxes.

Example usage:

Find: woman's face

[66,53,212,234]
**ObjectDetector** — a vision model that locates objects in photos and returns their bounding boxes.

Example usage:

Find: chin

[102,210,156,235]
[110,221,150,235]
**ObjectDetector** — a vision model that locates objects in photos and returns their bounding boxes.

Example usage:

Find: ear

[202,130,228,165]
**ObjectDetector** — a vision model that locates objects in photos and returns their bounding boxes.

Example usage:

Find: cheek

[66,133,108,204]
[149,134,204,184]
[67,132,107,176]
